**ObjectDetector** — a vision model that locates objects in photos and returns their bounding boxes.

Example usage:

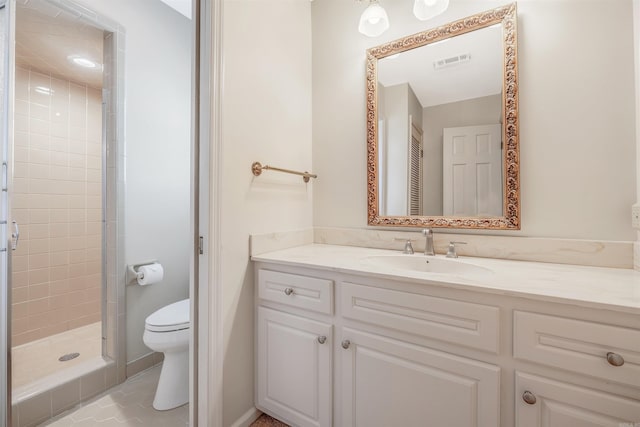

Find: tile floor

[34,357,286,427]
[12,322,103,390]
[39,365,188,426]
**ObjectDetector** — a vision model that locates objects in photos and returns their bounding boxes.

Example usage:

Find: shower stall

[1,0,125,425]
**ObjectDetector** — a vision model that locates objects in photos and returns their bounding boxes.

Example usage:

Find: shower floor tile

[12,322,102,390]
[39,365,189,426]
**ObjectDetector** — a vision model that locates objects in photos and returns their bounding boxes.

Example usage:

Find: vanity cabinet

[255,267,501,426]
[256,269,334,427]
[255,262,640,427]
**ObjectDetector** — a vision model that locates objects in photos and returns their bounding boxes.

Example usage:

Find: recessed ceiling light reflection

[68,55,100,69]
[34,86,53,95]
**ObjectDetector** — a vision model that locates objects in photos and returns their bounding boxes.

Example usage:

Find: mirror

[366,3,520,229]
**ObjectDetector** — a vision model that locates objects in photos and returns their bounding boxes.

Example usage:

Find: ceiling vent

[433,53,471,70]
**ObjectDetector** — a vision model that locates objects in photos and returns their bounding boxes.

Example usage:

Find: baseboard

[230,407,262,427]
[125,352,164,378]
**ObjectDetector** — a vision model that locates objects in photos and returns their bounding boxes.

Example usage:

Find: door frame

[0,0,13,424]
[194,0,223,426]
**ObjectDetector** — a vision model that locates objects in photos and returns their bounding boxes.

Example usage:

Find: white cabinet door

[257,307,332,427]
[340,327,500,427]
[516,372,640,427]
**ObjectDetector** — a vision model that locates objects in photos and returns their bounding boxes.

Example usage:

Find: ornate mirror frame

[366,3,520,229]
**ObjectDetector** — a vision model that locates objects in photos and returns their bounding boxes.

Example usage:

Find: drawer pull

[284,287,294,296]
[522,391,537,405]
[341,340,351,349]
[317,336,327,344]
[606,352,625,367]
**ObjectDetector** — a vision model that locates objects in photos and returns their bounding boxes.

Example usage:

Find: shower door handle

[11,220,19,250]
[1,161,7,191]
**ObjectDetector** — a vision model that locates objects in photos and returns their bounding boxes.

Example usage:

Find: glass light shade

[358,1,389,37]
[413,0,449,21]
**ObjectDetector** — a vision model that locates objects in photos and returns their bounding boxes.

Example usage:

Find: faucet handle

[393,238,415,254]
[421,228,432,236]
[446,241,467,258]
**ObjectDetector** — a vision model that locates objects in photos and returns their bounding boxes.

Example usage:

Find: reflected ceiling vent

[433,53,471,70]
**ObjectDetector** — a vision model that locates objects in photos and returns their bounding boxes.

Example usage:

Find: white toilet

[143,298,190,410]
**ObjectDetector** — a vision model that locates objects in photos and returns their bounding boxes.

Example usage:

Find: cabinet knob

[522,391,537,405]
[317,336,327,344]
[341,340,351,349]
[284,287,294,296]
[606,352,624,367]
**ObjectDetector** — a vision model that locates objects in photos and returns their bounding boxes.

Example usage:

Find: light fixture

[413,0,449,21]
[358,0,389,37]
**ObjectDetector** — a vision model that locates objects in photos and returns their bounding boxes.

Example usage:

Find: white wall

[221,0,313,424]
[312,0,637,241]
[72,0,192,362]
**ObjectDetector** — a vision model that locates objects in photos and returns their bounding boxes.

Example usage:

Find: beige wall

[11,68,102,346]
[312,0,637,241]
[221,0,313,424]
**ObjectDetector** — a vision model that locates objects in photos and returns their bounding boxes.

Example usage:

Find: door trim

[0,1,13,424]
[195,0,223,426]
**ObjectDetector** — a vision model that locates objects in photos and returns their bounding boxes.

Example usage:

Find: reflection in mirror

[367,3,520,229]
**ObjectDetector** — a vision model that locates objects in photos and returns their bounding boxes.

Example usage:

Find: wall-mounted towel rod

[252,161,317,183]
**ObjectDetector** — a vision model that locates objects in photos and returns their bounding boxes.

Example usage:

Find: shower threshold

[11,322,104,403]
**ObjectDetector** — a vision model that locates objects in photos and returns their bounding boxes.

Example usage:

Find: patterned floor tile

[39,365,189,426]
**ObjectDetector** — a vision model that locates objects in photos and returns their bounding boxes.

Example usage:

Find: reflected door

[443,124,502,217]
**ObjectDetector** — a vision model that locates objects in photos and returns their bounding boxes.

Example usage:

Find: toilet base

[153,348,189,410]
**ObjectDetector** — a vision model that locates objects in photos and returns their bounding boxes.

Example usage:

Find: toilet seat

[145,299,190,333]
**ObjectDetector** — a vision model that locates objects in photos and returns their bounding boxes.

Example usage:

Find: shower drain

[58,352,80,362]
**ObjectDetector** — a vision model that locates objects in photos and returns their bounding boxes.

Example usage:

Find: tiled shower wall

[11,67,102,347]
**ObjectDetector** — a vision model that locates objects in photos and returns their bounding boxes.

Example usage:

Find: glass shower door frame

[0,0,14,425]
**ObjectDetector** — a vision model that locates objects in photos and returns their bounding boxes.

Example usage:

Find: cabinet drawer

[258,269,333,314]
[514,311,640,388]
[341,282,500,353]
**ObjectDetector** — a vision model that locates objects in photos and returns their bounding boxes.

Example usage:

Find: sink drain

[58,352,80,362]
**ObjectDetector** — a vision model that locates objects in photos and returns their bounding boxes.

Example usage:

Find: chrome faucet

[422,228,435,256]
[446,241,467,258]
[394,238,415,254]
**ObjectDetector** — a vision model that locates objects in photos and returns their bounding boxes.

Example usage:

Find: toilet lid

[145,299,190,332]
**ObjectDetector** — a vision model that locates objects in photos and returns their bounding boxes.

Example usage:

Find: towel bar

[251,161,317,183]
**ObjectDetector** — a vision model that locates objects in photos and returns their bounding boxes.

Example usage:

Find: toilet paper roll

[137,263,164,286]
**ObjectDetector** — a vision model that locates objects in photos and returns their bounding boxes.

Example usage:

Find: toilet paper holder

[126,260,159,285]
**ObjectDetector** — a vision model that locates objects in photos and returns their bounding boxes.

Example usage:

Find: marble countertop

[252,244,640,314]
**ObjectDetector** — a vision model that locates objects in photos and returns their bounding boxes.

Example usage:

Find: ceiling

[377,24,503,108]
[15,0,104,88]
[159,0,192,19]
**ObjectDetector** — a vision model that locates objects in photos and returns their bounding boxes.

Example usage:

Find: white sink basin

[365,255,493,277]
